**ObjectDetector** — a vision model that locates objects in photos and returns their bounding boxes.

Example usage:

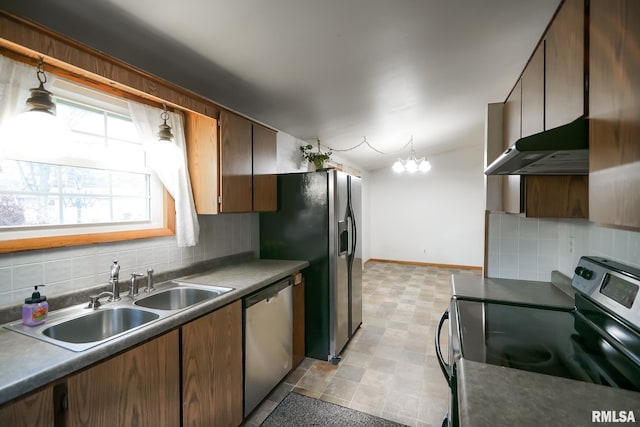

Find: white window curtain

[128,102,200,247]
[0,55,59,160]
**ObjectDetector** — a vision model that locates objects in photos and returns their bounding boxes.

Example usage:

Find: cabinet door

[502,80,522,214]
[292,275,305,369]
[589,0,640,228]
[252,124,277,212]
[525,175,588,218]
[521,43,544,138]
[0,386,53,427]
[182,300,243,427]
[220,111,253,213]
[66,330,180,427]
[545,0,584,129]
[185,112,220,214]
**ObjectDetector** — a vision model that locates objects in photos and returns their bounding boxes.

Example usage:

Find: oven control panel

[573,256,640,329]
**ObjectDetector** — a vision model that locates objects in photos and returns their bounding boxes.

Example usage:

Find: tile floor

[243,261,481,427]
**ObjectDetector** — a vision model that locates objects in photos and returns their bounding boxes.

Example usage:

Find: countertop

[451,274,640,426]
[0,258,308,406]
[451,274,574,308]
[458,359,640,427]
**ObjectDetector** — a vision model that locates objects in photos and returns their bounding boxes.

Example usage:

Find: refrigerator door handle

[338,220,348,256]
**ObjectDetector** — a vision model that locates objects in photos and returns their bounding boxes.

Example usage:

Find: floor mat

[259,391,408,427]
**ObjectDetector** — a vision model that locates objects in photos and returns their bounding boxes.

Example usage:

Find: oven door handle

[435,308,452,386]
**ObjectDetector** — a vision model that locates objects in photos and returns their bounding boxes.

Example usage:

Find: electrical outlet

[568,236,575,255]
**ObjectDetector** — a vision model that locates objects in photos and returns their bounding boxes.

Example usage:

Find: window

[0,80,166,243]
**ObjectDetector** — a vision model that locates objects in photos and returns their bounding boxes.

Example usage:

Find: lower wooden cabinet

[292,276,305,370]
[0,385,54,427]
[182,300,243,427]
[65,330,180,427]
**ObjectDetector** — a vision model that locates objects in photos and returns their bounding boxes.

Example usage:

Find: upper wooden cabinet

[502,80,522,214]
[545,0,585,130]
[186,112,220,214]
[521,43,545,138]
[495,0,588,219]
[589,0,640,229]
[252,124,278,212]
[220,110,253,213]
[186,110,278,214]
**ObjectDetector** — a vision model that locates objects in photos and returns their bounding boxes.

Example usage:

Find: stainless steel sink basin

[4,281,233,352]
[42,307,159,344]
[134,285,232,310]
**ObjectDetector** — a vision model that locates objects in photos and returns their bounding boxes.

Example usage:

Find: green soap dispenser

[22,285,48,326]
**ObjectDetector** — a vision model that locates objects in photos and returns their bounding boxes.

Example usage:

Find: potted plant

[300,142,332,170]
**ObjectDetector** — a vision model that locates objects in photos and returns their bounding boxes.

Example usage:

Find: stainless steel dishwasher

[243,278,293,416]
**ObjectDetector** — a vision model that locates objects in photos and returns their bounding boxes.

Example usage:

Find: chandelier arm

[328,136,413,155]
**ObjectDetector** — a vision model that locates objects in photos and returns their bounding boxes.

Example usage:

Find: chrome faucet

[87,291,113,309]
[144,268,155,292]
[129,272,144,299]
[108,260,121,302]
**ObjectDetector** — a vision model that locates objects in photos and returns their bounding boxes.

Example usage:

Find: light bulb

[392,160,405,173]
[405,158,418,173]
[418,159,431,172]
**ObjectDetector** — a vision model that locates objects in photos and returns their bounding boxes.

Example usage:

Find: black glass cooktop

[455,296,640,391]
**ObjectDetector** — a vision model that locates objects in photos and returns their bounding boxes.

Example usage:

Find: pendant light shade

[144,104,184,171]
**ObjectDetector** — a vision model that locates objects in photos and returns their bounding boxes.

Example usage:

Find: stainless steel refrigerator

[259,169,362,362]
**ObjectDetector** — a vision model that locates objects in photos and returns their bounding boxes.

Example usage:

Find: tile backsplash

[487,212,640,281]
[0,213,256,307]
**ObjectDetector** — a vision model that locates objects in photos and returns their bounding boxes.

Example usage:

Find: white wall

[368,144,485,267]
[487,213,640,280]
[0,214,255,307]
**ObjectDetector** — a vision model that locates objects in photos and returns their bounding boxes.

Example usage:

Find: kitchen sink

[4,281,234,352]
[42,307,159,344]
[134,283,233,311]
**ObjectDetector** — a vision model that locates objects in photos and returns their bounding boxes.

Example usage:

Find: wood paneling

[521,43,545,137]
[220,111,253,213]
[502,80,522,214]
[252,124,278,212]
[589,0,640,228]
[545,0,584,130]
[0,386,53,427]
[525,175,589,218]
[0,12,221,119]
[292,277,306,369]
[185,112,220,214]
[182,300,243,427]
[66,330,180,427]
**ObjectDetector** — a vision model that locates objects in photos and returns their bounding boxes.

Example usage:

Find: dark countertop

[451,274,640,426]
[458,359,640,427]
[0,258,308,406]
[451,274,574,308]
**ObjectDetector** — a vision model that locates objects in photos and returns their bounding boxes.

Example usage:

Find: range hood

[484,116,588,175]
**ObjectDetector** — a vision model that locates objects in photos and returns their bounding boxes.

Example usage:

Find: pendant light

[0,57,70,161]
[145,104,184,170]
[392,137,431,173]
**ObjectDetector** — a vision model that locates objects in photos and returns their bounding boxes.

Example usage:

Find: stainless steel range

[436,256,640,426]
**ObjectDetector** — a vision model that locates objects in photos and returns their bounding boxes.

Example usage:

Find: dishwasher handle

[435,308,452,387]
[243,278,291,308]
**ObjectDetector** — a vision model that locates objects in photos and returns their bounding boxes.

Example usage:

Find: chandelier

[392,137,431,173]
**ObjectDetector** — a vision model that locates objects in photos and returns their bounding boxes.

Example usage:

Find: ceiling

[2,0,560,171]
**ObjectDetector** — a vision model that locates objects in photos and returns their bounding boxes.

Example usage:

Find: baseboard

[364,258,483,271]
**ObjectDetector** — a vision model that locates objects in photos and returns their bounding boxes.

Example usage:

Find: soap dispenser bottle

[22,285,48,326]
